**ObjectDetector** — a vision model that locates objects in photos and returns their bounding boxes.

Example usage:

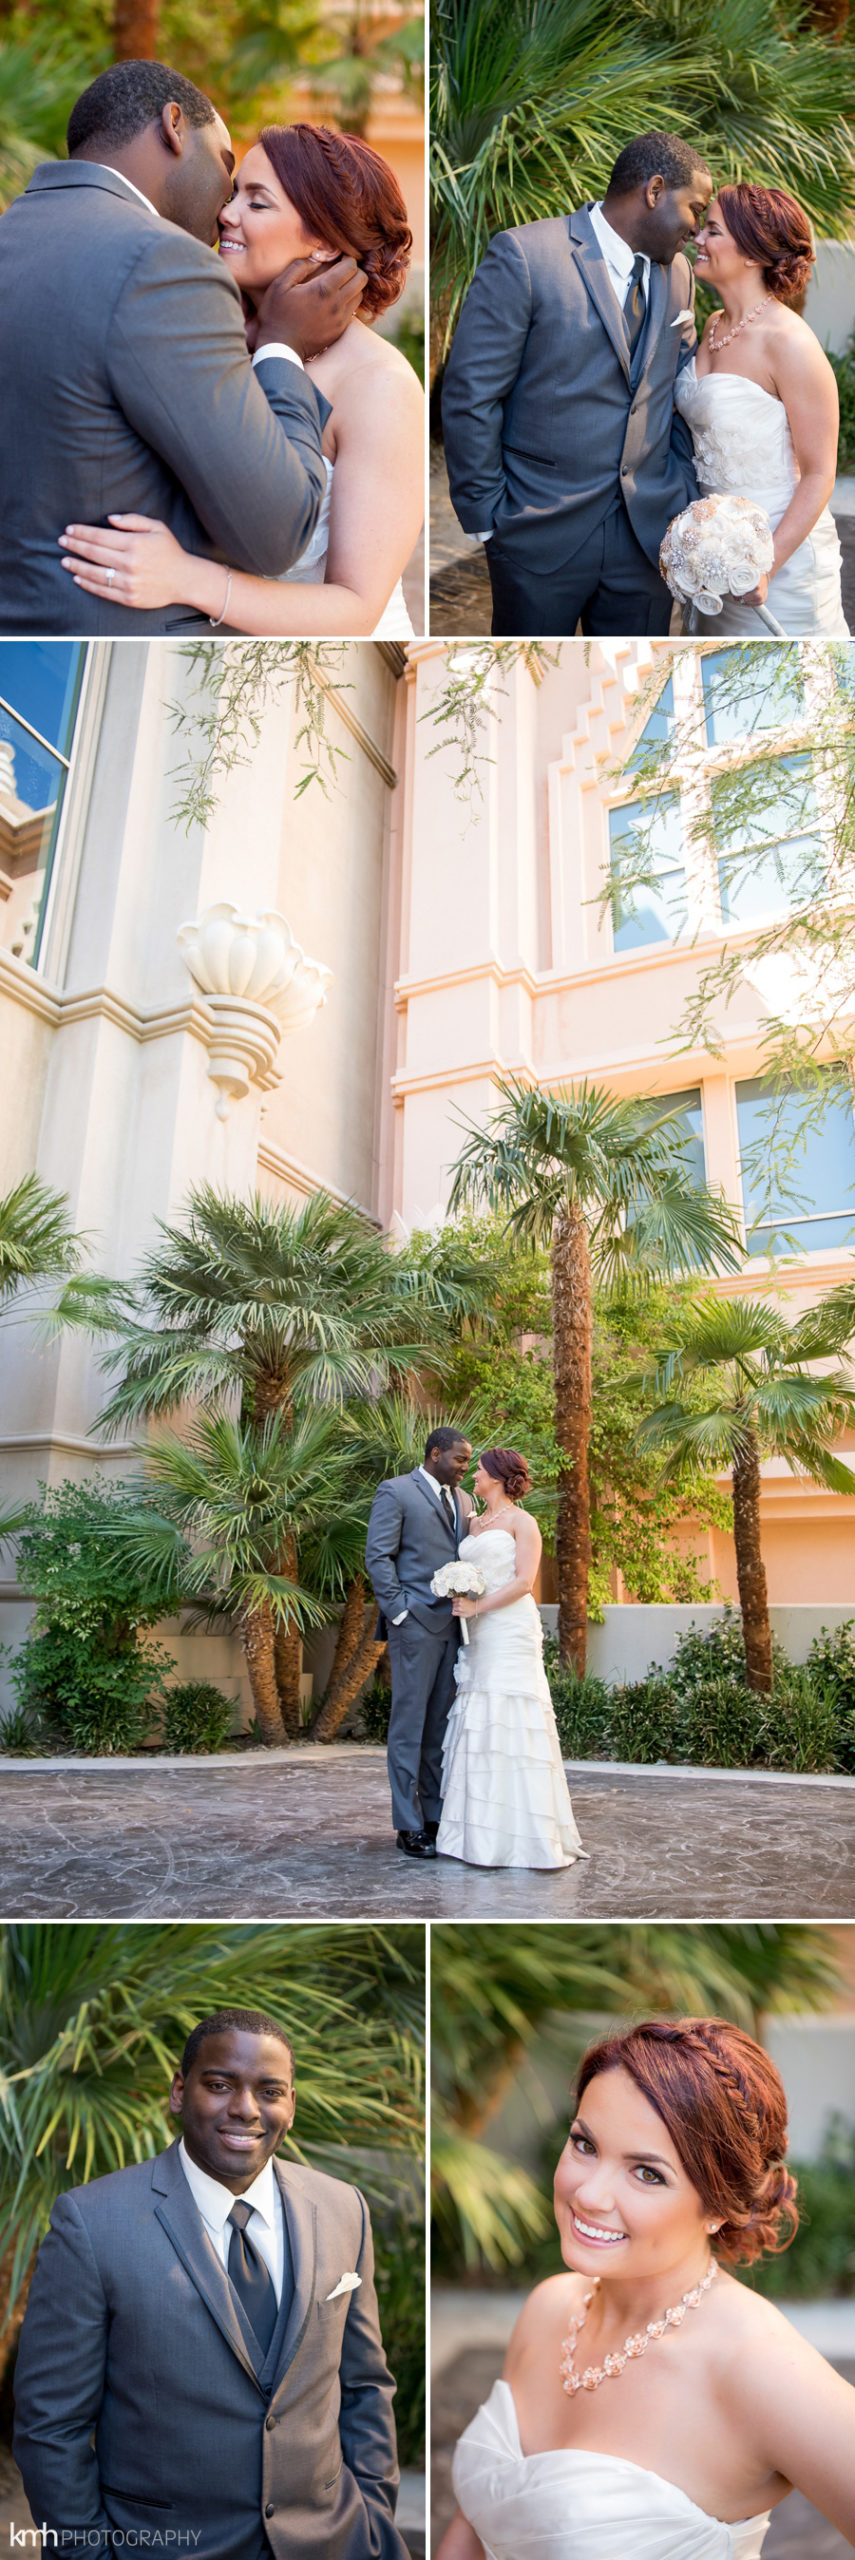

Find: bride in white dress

[436,1446,584,1871]
[672,181,848,637]
[436,2016,855,2560]
[59,124,423,639]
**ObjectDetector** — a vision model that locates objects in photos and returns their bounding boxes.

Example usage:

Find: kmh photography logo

[10,2532,202,2547]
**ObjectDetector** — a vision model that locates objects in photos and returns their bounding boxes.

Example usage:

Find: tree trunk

[552,1203,593,1674]
[0,2246,30,2391]
[325,1574,368,1698]
[732,1426,772,1694]
[311,1616,386,1742]
[242,1603,287,1744]
[273,1529,303,1736]
[113,0,159,55]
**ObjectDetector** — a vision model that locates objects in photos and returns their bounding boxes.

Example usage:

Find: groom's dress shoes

[422,1821,440,1843]
[396,1829,437,1859]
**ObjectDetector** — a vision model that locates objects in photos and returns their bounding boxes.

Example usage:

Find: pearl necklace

[559,2259,717,2395]
[707,294,771,354]
[470,1503,517,1536]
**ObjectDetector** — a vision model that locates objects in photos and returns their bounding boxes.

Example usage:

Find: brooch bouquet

[660,494,784,634]
[430,1559,486,1644]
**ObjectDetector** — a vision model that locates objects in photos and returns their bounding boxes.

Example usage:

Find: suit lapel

[269,2165,317,2387]
[151,2144,267,2394]
[570,207,630,385]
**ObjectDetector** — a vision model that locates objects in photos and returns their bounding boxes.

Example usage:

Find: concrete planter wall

[806,241,855,357]
[538,1602,855,1683]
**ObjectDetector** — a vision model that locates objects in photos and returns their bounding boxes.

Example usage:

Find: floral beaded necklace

[559,2258,718,2396]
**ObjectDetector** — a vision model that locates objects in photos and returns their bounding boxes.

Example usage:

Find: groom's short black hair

[607,132,710,197]
[181,2010,295,2078]
[67,61,216,156]
[425,1426,469,1459]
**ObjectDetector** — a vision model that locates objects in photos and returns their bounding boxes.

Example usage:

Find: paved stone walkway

[431,2342,854,2557]
[1,1749,853,1918]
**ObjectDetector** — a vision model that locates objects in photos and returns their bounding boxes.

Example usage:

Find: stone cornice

[256,1135,377,1224]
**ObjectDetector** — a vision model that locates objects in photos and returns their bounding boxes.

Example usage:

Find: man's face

[641,170,711,264]
[431,1437,472,1488]
[170,2028,295,2193]
[171,110,235,244]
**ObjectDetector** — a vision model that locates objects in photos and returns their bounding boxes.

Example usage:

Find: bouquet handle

[457,1615,470,1646]
[755,603,787,637]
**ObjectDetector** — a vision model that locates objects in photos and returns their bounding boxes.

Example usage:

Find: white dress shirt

[588,200,651,310]
[178,2138,285,2300]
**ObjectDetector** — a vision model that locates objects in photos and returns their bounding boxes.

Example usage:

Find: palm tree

[121,1406,343,1743]
[0,1919,424,2376]
[91,1186,485,1732]
[449,1078,742,1674]
[0,1173,83,1309]
[431,1920,840,2273]
[639,1294,855,1693]
[431,0,855,360]
[0,36,87,210]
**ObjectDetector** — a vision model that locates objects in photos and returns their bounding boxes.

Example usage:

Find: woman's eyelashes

[568,2129,668,2186]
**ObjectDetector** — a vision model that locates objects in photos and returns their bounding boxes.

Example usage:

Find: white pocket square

[325,2272,362,2300]
[671,309,694,326]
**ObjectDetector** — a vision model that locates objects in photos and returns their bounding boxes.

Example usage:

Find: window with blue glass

[642,1088,706,1186]
[736,1071,855,1256]
[712,753,821,926]
[608,791,687,951]
[0,643,86,971]
[702,647,803,747]
[626,676,675,772]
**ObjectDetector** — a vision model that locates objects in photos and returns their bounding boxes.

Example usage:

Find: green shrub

[371,2178,425,2467]
[545,1614,846,1774]
[0,1695,47,1755]
[360,1677,392,1744]
[14,1622,168,1755]
[608,1673,682,1764]
[830,334,855,472]
[544,1641,612,1758]
[160,1680,234,1754]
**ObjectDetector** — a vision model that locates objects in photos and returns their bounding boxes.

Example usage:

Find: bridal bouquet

[431,1560,486,1645]
[660,495,783,632]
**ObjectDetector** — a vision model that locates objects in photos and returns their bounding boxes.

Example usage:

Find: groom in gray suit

[14,2008,408,2560]
[442,130,711,637]
[0,60,364,634]
[366,1426,474,1859]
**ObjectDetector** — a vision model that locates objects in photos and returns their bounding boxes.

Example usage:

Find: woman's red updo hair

[715,183,815,308]
[257,123,412,318]
[576,2017,799,2267]
[480,1446,532,1501]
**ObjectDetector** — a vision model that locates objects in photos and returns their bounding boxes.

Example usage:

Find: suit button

[265,2503,275,2517]
[266,2415,276,2430]
[621,463,630,475]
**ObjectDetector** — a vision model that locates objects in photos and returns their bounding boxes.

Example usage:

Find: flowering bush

[11,1478,179,1754]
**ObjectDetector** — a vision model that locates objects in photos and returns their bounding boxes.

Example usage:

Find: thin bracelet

[209,569,232,629]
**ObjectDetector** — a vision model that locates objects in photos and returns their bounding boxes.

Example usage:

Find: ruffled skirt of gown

[436,1592,584,1871]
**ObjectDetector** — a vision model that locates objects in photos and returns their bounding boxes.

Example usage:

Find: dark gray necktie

[227,2201,277,2351]
[624,254,647,356]
[440,1487,456,1536]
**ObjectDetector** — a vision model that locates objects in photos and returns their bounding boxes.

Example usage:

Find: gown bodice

[458,1526,519,1595]
[673,361,797,527]
[453,2380,772,2560]
[279,455,415,637]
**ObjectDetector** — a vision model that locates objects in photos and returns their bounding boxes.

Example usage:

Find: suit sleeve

[338,2193,407,2559]
[13,2193,113,2551]
[365,1482,407,1622]
[106,233,331,576]
[441,232,533,532]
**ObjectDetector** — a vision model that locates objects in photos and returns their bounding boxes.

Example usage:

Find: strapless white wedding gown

[280,456,415,637]
[453,2380,772,2559]
[435,1530,584,1869]
[673,359,848,636]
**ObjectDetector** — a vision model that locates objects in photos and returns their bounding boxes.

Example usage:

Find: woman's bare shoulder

[504,2274,585,2372]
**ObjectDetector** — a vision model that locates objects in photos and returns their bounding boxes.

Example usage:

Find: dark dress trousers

[365,1468,471,1833]
[0,163,332,635]
[441,203,700,636]
[13,2140,407,2560]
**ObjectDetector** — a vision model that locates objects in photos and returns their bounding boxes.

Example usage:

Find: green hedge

[546,1616,855,1775]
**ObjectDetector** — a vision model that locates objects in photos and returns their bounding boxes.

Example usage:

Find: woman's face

[473,1459,495,1501]
[218,143,332,293]
[693,197,754,292]
[554,2065,713,2284]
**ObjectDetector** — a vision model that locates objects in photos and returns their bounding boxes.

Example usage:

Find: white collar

[87,162,160,217]
[419,1465,454,1503]
[589,200,649,289]
[179,2138,278,2234]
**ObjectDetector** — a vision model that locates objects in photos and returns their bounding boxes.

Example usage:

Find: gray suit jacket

[0,162,331,634]
[442,205,699,571]
[365,1469,473,1634]
[13,2140,406,2560]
